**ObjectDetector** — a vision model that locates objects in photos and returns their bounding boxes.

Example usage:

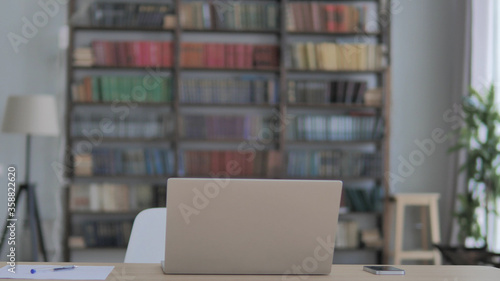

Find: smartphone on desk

[363,266,405,275]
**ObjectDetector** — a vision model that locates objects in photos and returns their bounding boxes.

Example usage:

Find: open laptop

[162,178,342,275]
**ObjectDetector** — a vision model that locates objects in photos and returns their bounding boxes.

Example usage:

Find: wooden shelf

[180,103,277,108]
[287,103,380,110]
[287,69,386,74]
[72,26,172,32]
[182,28,279,34]
[73,66,173,71]
[180,139,278,144]
[286,140,381,146]
[71,137,174,144]
[181,67,280,73]
[288,31,380,36]
[72,102,172,107]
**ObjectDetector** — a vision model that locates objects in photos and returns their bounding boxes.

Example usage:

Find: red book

[225,44,234,68]
[181,43,190,67]
[231,44,238,68]
[131,41,142,67]
[210,151,220,174]
[116,42,128,66]
[245,44,254,69]
[182,43,202,68]
[125,42,134,66]
[206,43,216,68]
[235,44,245,69]
[212,43,221,68]
[324,4,336,32]
[201,151,211,175]
[223,151,235,176]
[104,41,116,66]
[203,44,209,68]
[141,41,151,67]
[149,41,161,67]
[217,43,225,68]
[161,42,172,67]
[195,43,205,68]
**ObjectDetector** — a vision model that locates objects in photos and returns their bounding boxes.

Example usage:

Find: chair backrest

[124,207,166,263]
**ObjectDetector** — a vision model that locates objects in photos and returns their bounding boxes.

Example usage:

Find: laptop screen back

[163,178,342,275]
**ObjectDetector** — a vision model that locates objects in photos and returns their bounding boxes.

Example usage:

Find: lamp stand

[0,135,48,261]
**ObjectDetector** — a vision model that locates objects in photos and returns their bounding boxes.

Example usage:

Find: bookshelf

[64,0,391,263]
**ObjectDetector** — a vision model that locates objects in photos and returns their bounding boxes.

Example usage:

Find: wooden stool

[390,193,442,265]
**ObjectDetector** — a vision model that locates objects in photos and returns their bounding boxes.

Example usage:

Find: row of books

[180,78,279,104]
[286,150,381,178]
[181,43,279,69]
[344,187,383,213]
[181,150,281,178]
[289,43,385,71]
[87,41,385,71]
[180,115,275,140]
[72,76,173,103]
[81,220,133,248]
[70,184,166,212]
[72,114,174,139]
[287,115,380,141]
[180,2,278,30]
[336,220,359,249]
[91,41,173,67]
[86,1,379,33]
[287,80,367,104]
[74,149,175,176]
[287,2,378,33]
[88,2,175,28]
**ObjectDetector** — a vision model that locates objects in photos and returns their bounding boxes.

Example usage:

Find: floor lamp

[0,95,59,261]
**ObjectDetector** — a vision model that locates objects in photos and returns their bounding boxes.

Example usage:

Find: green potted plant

[439,85,500,266]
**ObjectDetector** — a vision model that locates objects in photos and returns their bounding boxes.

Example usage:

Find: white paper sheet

[0,265,114,280]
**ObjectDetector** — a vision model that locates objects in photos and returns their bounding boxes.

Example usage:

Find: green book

[91,77,100,102]
[122,77,132,102]
[118,77,126,101]
[152,77,161,102]
[100,76,111,102]
[267,4,277,30]
[109,77,119,102]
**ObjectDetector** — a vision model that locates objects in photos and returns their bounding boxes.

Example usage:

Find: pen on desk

[30,265,78,274]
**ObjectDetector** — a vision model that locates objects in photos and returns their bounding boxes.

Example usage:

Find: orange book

[83,77,92,102]
[324,4,336,32]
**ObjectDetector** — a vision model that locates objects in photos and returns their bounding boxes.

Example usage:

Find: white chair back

[124,208,166,263]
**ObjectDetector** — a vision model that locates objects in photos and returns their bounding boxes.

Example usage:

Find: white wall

[0,1,67,261]
[390,0,467,252]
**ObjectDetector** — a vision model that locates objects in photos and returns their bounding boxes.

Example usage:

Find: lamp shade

[1,95,59,136]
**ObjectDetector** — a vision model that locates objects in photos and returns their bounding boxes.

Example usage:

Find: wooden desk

[7,263,500,281]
